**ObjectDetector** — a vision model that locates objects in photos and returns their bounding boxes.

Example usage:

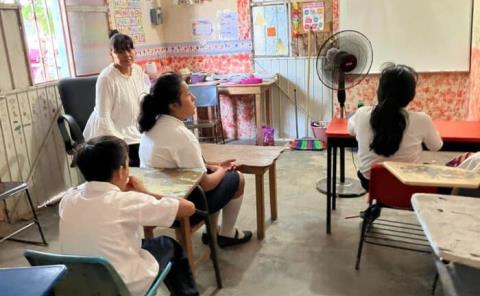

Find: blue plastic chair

[24,249,171,296]
[186,85,225,143]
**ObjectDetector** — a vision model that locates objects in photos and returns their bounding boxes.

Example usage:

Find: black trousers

[142,236,199,296]
[357,170,369,191]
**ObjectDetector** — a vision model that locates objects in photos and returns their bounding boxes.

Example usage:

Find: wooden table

[201,143,285,239]
[218,77,277,146]
[412,194,480,295]
[0,265,66,296]
[324,118,480,233]
[130,168,205,268]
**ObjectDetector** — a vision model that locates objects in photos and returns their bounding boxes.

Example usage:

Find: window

[20,0,70,84]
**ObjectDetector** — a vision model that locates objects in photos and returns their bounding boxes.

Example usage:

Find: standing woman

[83,30,149,166]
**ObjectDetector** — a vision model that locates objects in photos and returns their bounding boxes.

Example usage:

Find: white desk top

[412,193,480,269]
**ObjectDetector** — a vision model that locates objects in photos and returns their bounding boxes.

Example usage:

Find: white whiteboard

[339,0,473,73]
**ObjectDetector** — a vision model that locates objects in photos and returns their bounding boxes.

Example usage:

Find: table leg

[327,143,332,234]
[255,94,264,145]
[255,173,265,239]
[265,88,272,126]
[269,162,277,221]
[176,218,195,271]
[340,147,345,183]
[332,146,337,211]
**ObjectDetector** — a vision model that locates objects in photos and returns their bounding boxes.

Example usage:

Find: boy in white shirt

[59,136,199,296]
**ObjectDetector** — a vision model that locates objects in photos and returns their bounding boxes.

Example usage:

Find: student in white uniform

[59,136,199,296]
[138,72,252,248]
[83,30,150,167]
[348,63,443,190]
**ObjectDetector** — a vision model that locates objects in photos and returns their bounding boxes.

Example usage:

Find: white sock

[218,195,244,238]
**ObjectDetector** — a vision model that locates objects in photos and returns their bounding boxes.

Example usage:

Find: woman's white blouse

[83,63,150,145]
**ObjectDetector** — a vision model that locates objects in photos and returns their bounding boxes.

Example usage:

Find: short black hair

[109,30,134,53]
[74,136,128,182]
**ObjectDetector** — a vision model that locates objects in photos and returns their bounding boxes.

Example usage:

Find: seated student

[138,72,252,248]
[348,63,443,190]
[58,136,199,296]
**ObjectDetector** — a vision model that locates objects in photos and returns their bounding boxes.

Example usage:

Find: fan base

[316,177,366,198]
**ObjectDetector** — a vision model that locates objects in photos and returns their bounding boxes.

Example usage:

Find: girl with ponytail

[139,73,252,248]
[348,63,443,190]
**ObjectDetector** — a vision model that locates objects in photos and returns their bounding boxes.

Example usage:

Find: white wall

[255,57,333,139]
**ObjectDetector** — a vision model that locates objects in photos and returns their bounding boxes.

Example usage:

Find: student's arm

[422,115,443,151]
[200,159,236,192]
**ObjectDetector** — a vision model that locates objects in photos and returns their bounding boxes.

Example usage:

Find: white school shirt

[139,114,207,171]
[348,106,443,179]
[58,182,179,296]
[83,63,150,145]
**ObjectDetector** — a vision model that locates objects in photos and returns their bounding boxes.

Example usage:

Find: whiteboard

[339,0,473,73]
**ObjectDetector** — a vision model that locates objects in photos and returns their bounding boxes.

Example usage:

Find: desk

[129,168,205,268]
[201,143,285,239]
[412,194,480,295]
[218,77,277,146]
[0,265,66,296]
[325,118,480,233]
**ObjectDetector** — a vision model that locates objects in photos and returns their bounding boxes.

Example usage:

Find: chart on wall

[252,4,289,56]
[111,0,146,43]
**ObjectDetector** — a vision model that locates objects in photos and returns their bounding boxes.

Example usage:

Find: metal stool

[0,182,47,245]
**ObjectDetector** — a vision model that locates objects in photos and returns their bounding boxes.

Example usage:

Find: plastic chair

[57,76,97,154]
[186,85,225,144]
[355,163,437,270]
[24,249,171,296]
[0,181,47,246]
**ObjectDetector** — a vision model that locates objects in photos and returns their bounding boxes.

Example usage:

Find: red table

[324,118,480,234]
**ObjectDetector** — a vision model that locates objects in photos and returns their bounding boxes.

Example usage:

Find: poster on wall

[192,18,214,37]
[218,11,239,40]
[252,4,289,56]
[111,0,146,43]
[302,2,325,31]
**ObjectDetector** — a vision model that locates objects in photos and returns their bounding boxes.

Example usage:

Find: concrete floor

[0,148,458,295]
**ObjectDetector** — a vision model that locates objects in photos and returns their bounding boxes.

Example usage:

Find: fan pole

[338,72,346,118]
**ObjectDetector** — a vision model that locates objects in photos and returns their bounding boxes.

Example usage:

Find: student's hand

[219,159,237,171]
[126,176,148,193]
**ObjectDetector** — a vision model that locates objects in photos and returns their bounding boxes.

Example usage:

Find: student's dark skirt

[187,170,240,226]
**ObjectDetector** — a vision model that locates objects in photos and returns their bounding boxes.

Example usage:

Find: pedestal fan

[315,30,373,197]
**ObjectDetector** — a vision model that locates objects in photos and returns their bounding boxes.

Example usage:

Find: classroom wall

[466,1,480,120]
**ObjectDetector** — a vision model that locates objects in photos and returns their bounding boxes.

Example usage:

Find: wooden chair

[0,181,47,245]
[186,85,225,144]
[25,249,171,296]
[355,163,437,270]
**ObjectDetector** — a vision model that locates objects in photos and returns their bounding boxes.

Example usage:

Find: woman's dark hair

[74,136,128,182]
[138,72,184,133]
[369,63,418,157]
[108,29,134,53]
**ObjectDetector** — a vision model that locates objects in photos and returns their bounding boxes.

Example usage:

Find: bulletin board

[252,4,289,56]
[110,0,146,43]
[339,0,473,73]
[291,0,333,57]
[161,0,238,43]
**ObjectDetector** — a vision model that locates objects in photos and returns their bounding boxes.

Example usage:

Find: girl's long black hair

[369,63,418,157]
[138,72,183,133]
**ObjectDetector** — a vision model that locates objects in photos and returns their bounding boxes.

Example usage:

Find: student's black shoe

[201,230,253,248]
[217,230,252,248]
[360,205,381,223]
